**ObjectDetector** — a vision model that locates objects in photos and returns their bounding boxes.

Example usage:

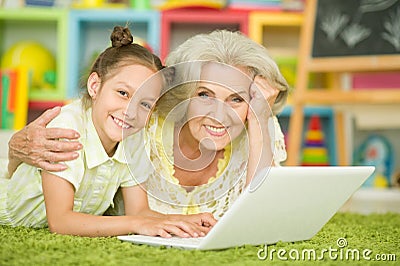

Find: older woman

[7,30,289,220]
[141,30,288,219]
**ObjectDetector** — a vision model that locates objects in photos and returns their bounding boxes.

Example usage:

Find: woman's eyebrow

[196,86,215,95]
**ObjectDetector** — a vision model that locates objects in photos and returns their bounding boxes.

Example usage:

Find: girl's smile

[88,64,161,156]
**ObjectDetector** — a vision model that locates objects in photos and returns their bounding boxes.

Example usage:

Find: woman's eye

[231,96,244,103]
[198,91,209,98]
[141,102,152,109]
[118,90,129,97]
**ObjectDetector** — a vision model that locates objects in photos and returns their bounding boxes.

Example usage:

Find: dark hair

[82,26,163,109]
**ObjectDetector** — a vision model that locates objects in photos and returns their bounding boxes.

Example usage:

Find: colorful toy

[301,114,330,166]
[1,41,56,90]
[354,135,394,188]
[133,35,153,52]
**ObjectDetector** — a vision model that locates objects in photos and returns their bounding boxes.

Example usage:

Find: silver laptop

[118,166,374,250]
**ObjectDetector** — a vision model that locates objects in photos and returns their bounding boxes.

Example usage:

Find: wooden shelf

[297,90,400,104]
[307,56,400,72]
[286,0,400,166]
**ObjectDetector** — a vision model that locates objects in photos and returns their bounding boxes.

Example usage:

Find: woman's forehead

[199,62,252,92]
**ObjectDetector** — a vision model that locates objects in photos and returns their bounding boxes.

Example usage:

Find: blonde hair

[157,30,289,116]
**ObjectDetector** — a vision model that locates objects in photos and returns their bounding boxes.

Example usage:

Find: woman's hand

[8,106,82,176]
[247,75,279,122]
[135,214,216,238]
[245,76,278,185]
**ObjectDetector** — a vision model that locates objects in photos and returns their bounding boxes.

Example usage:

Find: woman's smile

[204,124,228,137]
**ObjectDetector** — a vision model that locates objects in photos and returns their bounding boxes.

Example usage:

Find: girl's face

[88,64,160,154]
[185,63,252,151]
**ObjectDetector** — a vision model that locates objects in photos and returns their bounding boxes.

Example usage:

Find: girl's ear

[87,72,101,99]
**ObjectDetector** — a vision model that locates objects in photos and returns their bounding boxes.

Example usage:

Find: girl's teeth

[113,117,130,129]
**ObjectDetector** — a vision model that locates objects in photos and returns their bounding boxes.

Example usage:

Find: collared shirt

[0,100,150,228]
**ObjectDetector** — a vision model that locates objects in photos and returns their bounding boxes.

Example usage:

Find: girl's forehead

[199,63,252,93]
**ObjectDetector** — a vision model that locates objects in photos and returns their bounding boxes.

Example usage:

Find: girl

[0,26,215,237]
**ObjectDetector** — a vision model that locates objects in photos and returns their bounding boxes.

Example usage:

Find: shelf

[160,8,249,61]
[28,100,65,110]
[0,8,68,101]
[278,106,337,165]
[297,90,400,104]
[67,9,160,99]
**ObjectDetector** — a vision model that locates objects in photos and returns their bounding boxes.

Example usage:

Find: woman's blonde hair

[156,30,289,116]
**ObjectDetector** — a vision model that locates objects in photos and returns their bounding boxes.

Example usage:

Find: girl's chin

[122,128,140,138]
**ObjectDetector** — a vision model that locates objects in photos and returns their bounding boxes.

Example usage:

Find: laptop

[118,166,375,250]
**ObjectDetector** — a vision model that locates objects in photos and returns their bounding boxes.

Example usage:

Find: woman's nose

[212,99,229,124]
[124,103,137,120]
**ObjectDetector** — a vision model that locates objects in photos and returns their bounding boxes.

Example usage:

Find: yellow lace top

[145,115,287,219]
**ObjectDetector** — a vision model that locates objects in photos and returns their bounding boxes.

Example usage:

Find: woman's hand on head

[8,106,82,174]
[247,75,279,121]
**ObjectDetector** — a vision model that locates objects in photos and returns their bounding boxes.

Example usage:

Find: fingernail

[200,232,205,236]
[73,153,79,158]
[74,133,80,138]
[193,232,199,238]
[184,233,189,238]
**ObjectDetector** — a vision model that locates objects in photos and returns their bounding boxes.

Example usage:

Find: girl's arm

[122,185,217,237]
[41,171,210,237]
[245,76,279,186]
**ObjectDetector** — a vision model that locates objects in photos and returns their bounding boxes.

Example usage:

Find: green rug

[1,213,399,265]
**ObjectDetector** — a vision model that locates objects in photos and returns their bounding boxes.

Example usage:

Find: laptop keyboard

[120,234,204,248]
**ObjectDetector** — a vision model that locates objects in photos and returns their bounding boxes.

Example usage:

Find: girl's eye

[118,90,129,97]
[141,102,152,110]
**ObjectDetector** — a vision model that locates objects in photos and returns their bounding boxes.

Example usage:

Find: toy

[301,114,330,166]
[354,135,394,188]
[1,41,56,90]
[133,35,153,52]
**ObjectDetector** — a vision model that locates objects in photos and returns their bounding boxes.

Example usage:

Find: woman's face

[88,64,160,153]
[185,63,252,151]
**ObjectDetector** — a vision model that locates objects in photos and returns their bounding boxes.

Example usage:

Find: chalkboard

[312,0,400,57]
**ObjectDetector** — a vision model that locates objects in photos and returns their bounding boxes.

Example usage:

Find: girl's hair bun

[111,26,134,48]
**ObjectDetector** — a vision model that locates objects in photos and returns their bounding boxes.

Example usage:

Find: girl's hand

[134,215,215,238]
[247,75,279,122]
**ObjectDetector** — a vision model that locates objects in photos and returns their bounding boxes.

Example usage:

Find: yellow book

[13,67,29,130]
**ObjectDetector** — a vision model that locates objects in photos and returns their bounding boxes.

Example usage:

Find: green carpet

[1,213,399,265]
